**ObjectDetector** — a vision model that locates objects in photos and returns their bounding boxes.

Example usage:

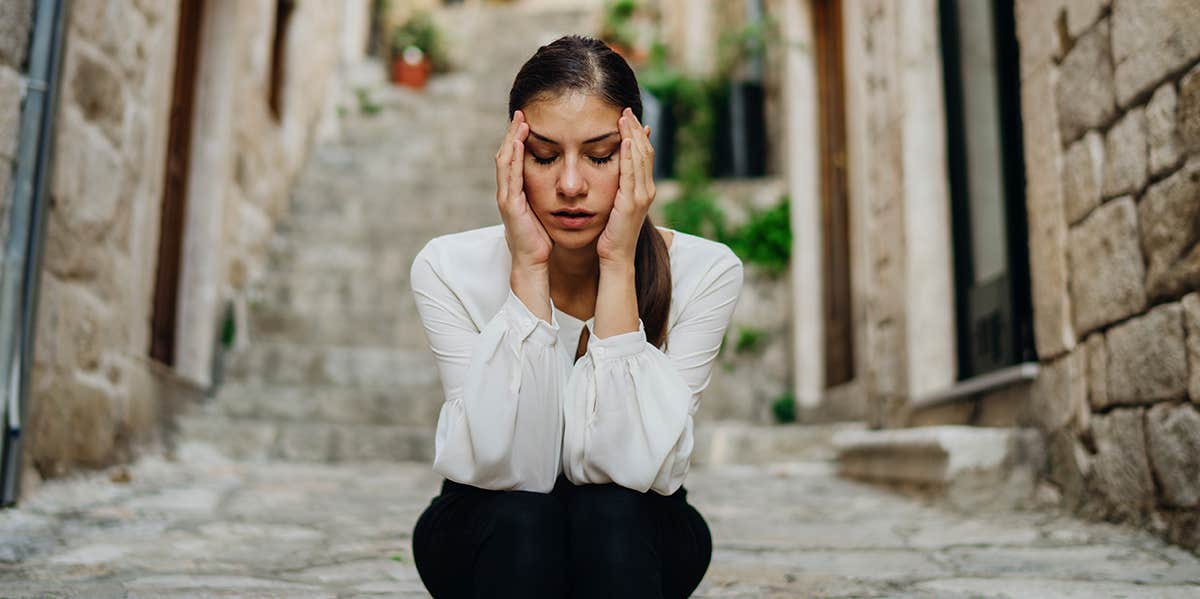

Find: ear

[644,125,651,138]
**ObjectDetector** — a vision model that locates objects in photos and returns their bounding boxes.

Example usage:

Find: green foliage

[734,326,766,354]
[726,196,791,275]
[600,0,640,48]
[219,306,236,349]
[715,16,781,79]
[662,184,726,241]
[390,11,450,72]
[771,392,796,424]
[355,88,381,116]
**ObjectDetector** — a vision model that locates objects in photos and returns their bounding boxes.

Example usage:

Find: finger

[632,131,650,203]
[507,138,524,208]
[619,137,634,202]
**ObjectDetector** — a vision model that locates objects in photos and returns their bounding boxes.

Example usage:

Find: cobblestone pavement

[2,440,1198,598]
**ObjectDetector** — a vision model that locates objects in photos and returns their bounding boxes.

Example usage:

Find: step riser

[224,345,439,387]
[176,416,436,463]
[207,384,444,427]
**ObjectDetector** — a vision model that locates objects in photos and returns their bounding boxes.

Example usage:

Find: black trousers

[412,472,712,598]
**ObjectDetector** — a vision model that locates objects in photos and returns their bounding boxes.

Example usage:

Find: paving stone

[1067,197,1146,334]
[1139,159,1200,300]
[1111,0,1200,106]
[1107,303,1188,404]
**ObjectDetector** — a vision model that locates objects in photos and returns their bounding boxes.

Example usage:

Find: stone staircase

[177,4,598,462]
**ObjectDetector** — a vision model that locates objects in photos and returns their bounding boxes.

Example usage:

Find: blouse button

[593,347,605,358]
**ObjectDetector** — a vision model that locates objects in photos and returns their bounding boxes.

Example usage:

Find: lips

[552,210,595,230]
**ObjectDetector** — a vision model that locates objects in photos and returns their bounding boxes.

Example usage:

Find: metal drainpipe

[0,0,69,508]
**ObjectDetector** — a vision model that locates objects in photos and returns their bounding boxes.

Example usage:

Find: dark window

[268,0,295,120]
[939,0,1037,379]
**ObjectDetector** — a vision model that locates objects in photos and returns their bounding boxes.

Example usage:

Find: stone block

[1067,197,1146,334]
[0,65,22,160]
[1056,23,1117,143]
[1185,294,1200,403]
[1181,64,1200,154]
[1107,303,1188,404]
[1112,0,1200,106]
[1064,0,1108,38]
[1138,159,1200,300]
[32,275,112,373]
[26,370,119,476]
[1146,83,1182,176]
[1063,131,1104,224]
[1085,333,1107,409]
[1045,428,1093,509]
[1101,107,1147,198]
[68,50,125,143]
[1015,0,1069,80]
[1022,65,1075,357]
[1090,408,1156,512]
[1146,403,1200,508]
[0,0,31,69]
[1031,350,1088,432]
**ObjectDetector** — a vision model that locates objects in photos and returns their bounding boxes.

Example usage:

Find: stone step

[246,305,430,346]
[222,343,438,387]
[204,382,443,427]
[264,235,428,275]
[692,421,867,466]
[833,425,1046,511]
[175,414,435,463]
[250,271,422,314]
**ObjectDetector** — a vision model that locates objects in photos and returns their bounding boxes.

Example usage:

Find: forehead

[522,92,622,143]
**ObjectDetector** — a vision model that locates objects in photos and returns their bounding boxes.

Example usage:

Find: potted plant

[600,0,649,65]
[389,12,447,89]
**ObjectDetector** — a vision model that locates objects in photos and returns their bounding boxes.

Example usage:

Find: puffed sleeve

[562,252,744,495]
[410,245,570,493]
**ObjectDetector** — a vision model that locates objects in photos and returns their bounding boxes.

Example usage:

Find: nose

[557,157,586,198]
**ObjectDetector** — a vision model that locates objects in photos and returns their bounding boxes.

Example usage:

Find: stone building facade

[1016,0,1200,550]
[3,0,363,493]
[774,0,1198,551]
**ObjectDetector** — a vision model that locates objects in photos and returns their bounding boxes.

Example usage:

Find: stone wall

[0,0,32,280]
[1017,0,1200,551]
[23,1,344,488]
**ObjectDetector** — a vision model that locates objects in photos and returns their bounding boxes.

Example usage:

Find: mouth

[551,209,595,229]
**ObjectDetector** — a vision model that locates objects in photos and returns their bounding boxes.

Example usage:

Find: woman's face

[520,92,624,250]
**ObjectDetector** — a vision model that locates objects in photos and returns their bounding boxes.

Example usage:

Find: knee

[484,491,568,564]
[568,484,656,560]
[568,484,652,533]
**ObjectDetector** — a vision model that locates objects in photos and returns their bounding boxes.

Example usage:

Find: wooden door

[150,0,205,365]
[814,0,854,387]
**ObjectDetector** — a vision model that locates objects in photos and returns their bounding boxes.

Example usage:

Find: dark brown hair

[507,35,672,348]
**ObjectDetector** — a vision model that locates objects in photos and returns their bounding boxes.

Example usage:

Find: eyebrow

[528,129,619,146]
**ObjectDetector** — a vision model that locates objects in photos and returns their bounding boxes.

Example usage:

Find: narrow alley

[2,1,1200,597]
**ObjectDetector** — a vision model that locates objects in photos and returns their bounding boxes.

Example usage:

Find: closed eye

[530,153,615,166]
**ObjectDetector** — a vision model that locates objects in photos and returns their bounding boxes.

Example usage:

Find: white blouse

[409,224,744,495]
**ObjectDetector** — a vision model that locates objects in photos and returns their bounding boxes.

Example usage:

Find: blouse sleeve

[410,246,570,493]
[561,252,744,495]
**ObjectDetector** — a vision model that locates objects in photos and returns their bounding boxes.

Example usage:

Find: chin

[550,228,601,249]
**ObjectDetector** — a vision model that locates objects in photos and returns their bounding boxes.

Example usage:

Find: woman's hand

[496,110,552,271]
[597,107,655,266]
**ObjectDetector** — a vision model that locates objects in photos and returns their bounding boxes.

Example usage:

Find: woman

[409,35,743,598]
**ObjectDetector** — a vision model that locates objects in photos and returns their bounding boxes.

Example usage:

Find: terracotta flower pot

[391,53,432,90]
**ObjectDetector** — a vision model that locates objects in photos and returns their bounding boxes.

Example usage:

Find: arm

[562,252,744,494]
[410,243,568,493]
